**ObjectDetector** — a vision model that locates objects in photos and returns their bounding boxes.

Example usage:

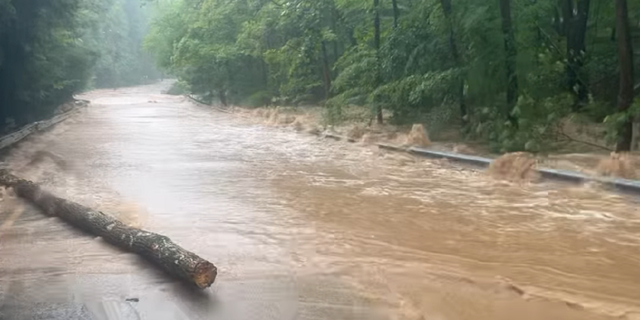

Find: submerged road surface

[1,83,640,320]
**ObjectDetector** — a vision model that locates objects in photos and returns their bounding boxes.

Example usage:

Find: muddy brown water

[1,83,640,320]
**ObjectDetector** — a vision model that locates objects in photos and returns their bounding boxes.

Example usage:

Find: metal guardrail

[407,146,640,194]
[321,133,640,194]
[408,147,493,167]
[0,104,84,151]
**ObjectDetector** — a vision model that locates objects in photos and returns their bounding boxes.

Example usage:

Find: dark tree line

[143,0,638,152]
[0,0,159,133]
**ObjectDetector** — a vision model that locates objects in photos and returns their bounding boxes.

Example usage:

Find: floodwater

[1,83,640,320]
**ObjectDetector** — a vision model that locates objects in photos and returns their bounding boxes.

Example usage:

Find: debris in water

[595,152,636,179]
[404,124,430,147]
[489,152,539,182]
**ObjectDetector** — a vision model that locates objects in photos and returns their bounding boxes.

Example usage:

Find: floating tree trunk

[0,170,217,289]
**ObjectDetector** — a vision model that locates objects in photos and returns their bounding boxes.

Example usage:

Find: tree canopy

[0,0,159,133]
[1,0,638,152]
[145,0,640,152]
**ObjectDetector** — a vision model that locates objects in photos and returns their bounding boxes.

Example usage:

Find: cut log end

[0,169,218,289]
[194,262,218,289]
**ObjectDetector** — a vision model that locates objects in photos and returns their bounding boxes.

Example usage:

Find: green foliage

[83,0,160,88]
[323,99,344,127]
[473,93,573,153]
[144,0,640,152]
[1,0,94,129]
[0,0,159,132]
[243,91,273,108]
[165,80,188,95]
[603,99,640,146]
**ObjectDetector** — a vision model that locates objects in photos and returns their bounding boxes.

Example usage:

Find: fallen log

[0,169,217,289]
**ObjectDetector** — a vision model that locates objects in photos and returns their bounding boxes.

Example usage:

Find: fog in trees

[0,0,160,133]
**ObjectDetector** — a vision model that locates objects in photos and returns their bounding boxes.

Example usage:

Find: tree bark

[0,170,218,289]
[392,0,399,29]
[499,0,519,126]
[562,0,590,110]
[373,0,383,124]
[615,0,634,152]
[440,0,467,125]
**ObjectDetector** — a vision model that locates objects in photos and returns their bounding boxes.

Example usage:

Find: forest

[1,0,638,154]
[0,0,159,134]
[145,0,640,153]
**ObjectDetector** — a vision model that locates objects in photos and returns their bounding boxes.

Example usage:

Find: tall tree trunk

[611,25,617,41]
[499,0,519,126]
[562,0,590,110]
[615,0,634,152]
[440,0,467,125]
[321,41,332,101]
[348,26,357,46]
[374,0,383,124]
[392,0,399,29]
[553,5,563,35]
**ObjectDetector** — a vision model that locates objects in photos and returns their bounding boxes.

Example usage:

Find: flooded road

[1,83,640,320]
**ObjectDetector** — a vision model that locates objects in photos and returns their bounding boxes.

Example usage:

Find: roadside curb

[319,132,640,194]
[196,103,640,195]
[0,100,87,152]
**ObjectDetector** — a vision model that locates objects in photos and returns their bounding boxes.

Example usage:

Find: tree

[499,0,518,125]
[0,0,95,129]
[562,0,590,109]
[85,0,160,88]
[614,0,634,152]
[373,0,383,124]
[0,0,159,133]
[439,0,466,125]
[392,0,399,29]
[143,0,640,153]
